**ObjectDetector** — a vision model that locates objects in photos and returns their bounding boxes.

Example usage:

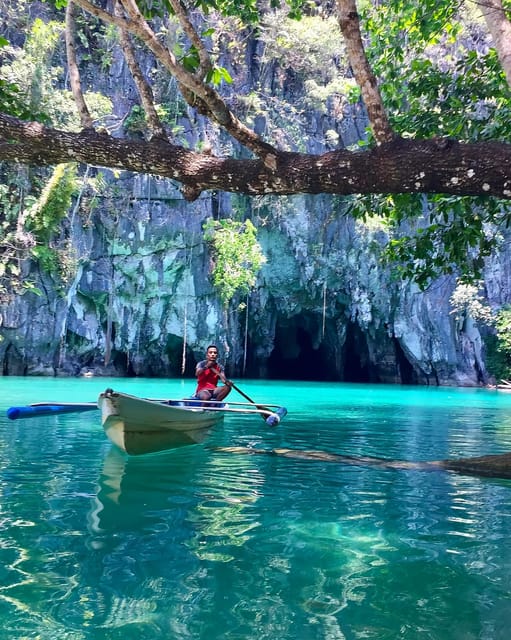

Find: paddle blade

[265,406,287,427]
[7,403,98,420]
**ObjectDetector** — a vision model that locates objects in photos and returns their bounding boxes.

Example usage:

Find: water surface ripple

[1,378,511,639]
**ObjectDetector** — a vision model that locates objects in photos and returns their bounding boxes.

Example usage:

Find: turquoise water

[1,377,511,639]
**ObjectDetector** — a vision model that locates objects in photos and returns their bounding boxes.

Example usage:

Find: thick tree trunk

[1,114,511,200]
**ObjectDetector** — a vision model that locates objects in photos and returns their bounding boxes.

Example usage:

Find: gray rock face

[0,8,501,384]
[0,175,496,385]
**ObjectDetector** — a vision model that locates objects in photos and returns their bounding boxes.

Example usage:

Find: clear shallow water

[1,377,511,639]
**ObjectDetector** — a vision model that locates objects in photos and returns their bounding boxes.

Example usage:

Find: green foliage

[0,33,46,120]
[97,23,119,71]
[0,174,38,301]
[56,0,288,23]
[384,49,510,143]
[484,306,511,381]
[261,13,344,84]
[484,334,511,381]
[494,306,511,354]
[26,163,78,243]
[172,33,232,85]
[376,194,510,288]
[124,101,190,135]
[30,244,60,273]
[0,162,80,299]
[1,17,113,129]
[446,282,511,381]
[0,77,41,120]
[447,283,511,382]
[124,105,147,134]
[351,0,511,286]
[1,18,63,122]
[449,280,493,325]
[206,65,232,86]
[203,218,266,308]
[349,192,511,289]
[46,90,112,131]
[0,34,50,121]
[24,163,79,286]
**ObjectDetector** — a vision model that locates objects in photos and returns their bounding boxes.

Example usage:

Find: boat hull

[98,390,224,455]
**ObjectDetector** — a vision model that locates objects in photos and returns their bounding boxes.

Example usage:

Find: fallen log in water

[439,452,511,479]
[210,447,511,480]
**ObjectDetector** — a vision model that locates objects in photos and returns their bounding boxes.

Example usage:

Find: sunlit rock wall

[0,173,495,386]
[0,6,499,385]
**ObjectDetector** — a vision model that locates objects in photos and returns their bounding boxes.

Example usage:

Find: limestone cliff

[0,6,503,385]
[0,171,501,385]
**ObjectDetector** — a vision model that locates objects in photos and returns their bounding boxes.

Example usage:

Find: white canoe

[98,389,224,455]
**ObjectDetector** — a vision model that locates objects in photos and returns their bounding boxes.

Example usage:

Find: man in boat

[195,345,233,404]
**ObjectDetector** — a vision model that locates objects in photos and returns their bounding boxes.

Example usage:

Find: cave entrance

[266,316,375,383]
[342,320,373,383]
[267,319,337,381]
[165,335,197,377]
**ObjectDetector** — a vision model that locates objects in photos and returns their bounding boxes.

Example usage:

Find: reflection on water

[2,380,511,638]
[89,447,266,563]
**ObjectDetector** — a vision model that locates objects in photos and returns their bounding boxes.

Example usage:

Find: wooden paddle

[207,366,284,426]
[227,381,283,425]
[207,366,263,412]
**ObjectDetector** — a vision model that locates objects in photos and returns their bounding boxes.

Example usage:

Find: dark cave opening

[265,317,377,382]
[342,321,372,383]
[394,338,417,385]
[267,325,337,380]
[165,335,197,377]
[264,317,418,384]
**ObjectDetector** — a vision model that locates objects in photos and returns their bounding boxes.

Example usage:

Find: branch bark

[65,1,94,129]
[2,113,510,200]
[336,0,395,143]
[479,0,511,87]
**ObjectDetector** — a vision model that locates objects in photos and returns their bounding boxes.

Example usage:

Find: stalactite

[104,287,113,366]
[58,263,84,371]
[105,205,121,367]
[222,308,230,367]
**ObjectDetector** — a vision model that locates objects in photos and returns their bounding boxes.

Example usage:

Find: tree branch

[168,0,213,80]
[336,0,395,143]
[65,1,94,129]
[114,0,167,140]
[1,113,510,201]
[72,0,280,166]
